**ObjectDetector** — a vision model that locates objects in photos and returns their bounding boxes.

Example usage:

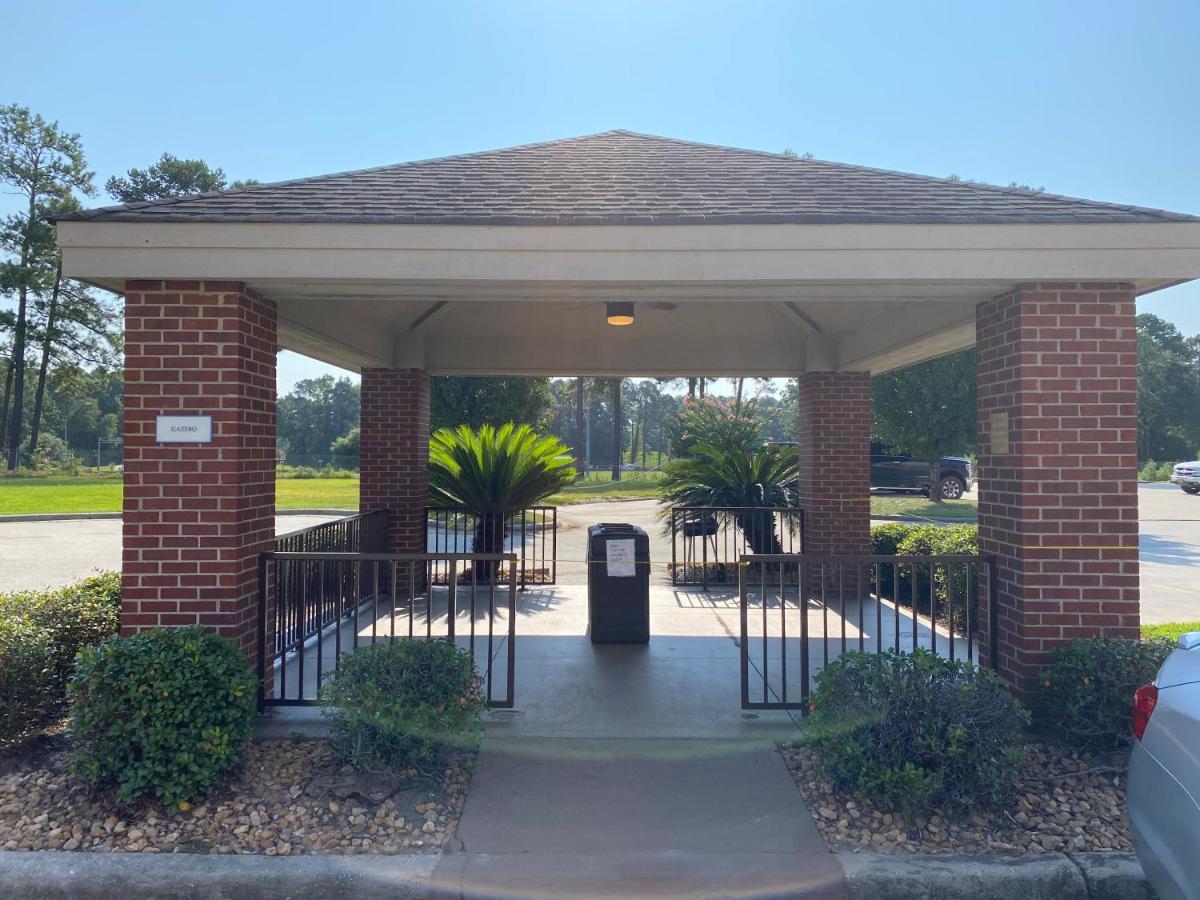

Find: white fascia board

[58,222,1200,287]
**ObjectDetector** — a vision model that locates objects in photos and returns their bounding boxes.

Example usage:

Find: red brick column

[976,282,1139,697]
[122,280,277,666]
[796,372,872,555]
[360,368,430,555]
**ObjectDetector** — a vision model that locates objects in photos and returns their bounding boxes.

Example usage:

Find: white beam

[837,304,978,374]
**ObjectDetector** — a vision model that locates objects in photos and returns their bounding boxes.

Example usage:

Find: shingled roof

[61,130,1196,226]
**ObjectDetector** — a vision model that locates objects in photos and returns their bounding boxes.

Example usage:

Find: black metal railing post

[737,552,991,712]
[260,551,517,709]
[257,553,269,710]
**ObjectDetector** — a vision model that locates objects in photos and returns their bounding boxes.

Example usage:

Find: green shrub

[0,572,122,744]
[870,522,916,556]
[321,639,485,774]
[1138,460,1177,482]
[894,522,979,557]
[808,649,1029,820]
[1038,637,1173,749]
[276,464,357,479]
[870,524,980,627]
[69,627,257,807]
[0,619,58,743]
[0,572,123,685]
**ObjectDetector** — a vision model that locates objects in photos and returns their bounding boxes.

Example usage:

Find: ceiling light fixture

[606,301,635,326]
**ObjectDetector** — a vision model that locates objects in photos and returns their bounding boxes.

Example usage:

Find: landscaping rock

[780,742,1134,856]
[0,740,472,856]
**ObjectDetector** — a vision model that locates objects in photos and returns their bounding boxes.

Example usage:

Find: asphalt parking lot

[1137,483,1200,623]
[0,489,1196,624]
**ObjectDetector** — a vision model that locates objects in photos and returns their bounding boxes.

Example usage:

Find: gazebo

[56,130,1200,699]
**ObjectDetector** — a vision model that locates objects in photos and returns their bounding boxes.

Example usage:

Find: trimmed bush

[0,572,122,744]
[870,522,915,556]
[870,524,980,628]
[0,619,58,744]
[1137,460,1176,483]
[0,572,123,684]
[69,627,258,807]
[894,522,978,558]
[1038,637,1173,749]
[808,649,1029,821]
[321,639,485,774]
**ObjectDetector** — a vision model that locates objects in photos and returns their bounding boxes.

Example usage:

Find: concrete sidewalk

[438,736,845,898]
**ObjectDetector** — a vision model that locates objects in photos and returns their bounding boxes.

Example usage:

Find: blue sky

[4,0,1198,393]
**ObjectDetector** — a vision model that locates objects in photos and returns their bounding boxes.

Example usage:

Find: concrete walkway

[434,581,842,897]
[438,737,845,898]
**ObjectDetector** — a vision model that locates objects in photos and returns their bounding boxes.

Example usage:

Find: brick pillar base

[122,280,277,668]
[796,372,871,556]
[976,282,1140,698]
[360,369,430,556]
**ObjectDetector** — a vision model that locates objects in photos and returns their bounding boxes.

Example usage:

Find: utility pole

[575,377,585,476]
[611,378,622,481]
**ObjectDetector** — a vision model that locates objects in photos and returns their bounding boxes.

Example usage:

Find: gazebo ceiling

[57,130,1200,377]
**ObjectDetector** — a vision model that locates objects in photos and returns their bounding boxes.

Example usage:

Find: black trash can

[586,523,650,643]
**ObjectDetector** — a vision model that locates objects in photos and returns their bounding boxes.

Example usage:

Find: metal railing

[258,551,517,709]
[426,506,557,587]
[738,553,996,710]
[670,507,804,588]
[274,509,389,555]
[269,511,389,653]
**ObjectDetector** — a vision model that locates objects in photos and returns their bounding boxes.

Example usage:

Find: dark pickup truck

[871,449,972,499]
[764,441,973,499]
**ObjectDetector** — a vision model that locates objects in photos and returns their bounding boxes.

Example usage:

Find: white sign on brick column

[155,415,213,443]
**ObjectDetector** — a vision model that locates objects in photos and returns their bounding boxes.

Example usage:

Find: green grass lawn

[0,471,667,515]
[548,472,664,505]
[0,474,362,514]
[869,494,978,521]
[0,475,125,515]
[0,473,982,517]
[1142,622,1200,642]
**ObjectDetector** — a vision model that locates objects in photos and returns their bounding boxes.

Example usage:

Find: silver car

[1128,631,1200,900]
[1171,461,1200,495]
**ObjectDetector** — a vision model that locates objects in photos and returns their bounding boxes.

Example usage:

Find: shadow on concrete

[1140,532,1200,567]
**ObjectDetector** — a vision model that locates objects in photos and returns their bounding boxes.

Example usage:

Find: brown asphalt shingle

[60,130,1197,226]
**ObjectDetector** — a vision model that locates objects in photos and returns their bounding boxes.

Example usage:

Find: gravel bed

[781,742,1132,855]
[0,738,471,855]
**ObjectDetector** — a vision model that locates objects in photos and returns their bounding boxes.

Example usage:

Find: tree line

[5,101,1198,474]
[274,374,797,475]
[0,103,257,470]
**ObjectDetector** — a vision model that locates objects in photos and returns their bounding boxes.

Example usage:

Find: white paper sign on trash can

[606,539,636,577]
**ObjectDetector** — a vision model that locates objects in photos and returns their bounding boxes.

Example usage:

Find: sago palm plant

[658,441,800,554]
[428,424,577,580]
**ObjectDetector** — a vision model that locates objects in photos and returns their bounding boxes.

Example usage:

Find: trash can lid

[590,522,646,536]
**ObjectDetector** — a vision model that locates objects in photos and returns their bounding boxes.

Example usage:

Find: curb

[0,509,353,524]
[275,508,356,516]
[0,848,1152,898]
[0,511,122,523]
[0,850,442,899]
[870,514,977,524]
[838,850,1152,900]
